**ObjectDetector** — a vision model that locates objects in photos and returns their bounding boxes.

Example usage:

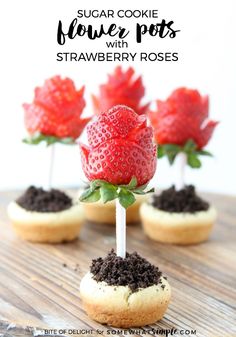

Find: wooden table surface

[0,190,235,337]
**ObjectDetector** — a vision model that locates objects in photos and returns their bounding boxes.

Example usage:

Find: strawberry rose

[149,87,218,149]
[23,75,90,140]
[80,105,156,186]
[92,66,149,115]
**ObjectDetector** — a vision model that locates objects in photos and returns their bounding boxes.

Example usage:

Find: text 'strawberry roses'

[80,105,157,187]
[149,87,218,149]
[23,76,90,142]
[92,66,149,115]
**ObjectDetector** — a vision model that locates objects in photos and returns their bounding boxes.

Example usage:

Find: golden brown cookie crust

[140,203,217,245]
[7,201,84,243]
[80,273,171,328]
[82,300,170,328]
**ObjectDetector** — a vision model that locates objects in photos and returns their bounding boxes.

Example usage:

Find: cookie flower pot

[8,76,90,243]
[8,186,84,243]
[79,105,171,327]
[141,87,218,245]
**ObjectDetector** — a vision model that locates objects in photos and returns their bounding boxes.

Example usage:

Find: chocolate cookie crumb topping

[149,185,209,213]
[16,186,72,212]
[90,249,162,292]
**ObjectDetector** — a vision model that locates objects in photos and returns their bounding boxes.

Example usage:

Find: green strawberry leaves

[158,139,213,168]
[23,132,76,146]
[118,189,136,209]
[80,188,101,202]
[158,144,181,164]
[100,184,118,203]
[79,176,154,209]
[187,153,201,168]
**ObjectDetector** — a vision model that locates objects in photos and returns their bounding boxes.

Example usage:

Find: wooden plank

[0,190,236,337]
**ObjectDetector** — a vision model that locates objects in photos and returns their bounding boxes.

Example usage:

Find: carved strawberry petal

[23,76,89,139]
[93,66,148,115]
[149,87,218,149]
[80,105,157,186]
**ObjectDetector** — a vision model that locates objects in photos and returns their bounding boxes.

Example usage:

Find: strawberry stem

[116,199,126,258]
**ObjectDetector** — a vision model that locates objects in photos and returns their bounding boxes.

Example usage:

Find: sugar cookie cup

[7,201,85,243]
[80,250,171,328]
[80,272,171,328]
[140,203,217,245]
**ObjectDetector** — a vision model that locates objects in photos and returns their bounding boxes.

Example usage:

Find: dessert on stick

[141,88,218,245]
[79,105,171,327]
[80,104,156,225]
[92,65,149,116]
[8,76,89,243]
[83,67,149,224]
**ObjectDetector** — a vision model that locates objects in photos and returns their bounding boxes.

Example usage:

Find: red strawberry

[149,87,218,149]
[80,105,156,186]
[23,76,90,139]
[92,66,149,115]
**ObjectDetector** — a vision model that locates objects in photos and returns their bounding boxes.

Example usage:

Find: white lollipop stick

[48,144,55,190]
[116,199,126,258]
[175,152,187,191]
